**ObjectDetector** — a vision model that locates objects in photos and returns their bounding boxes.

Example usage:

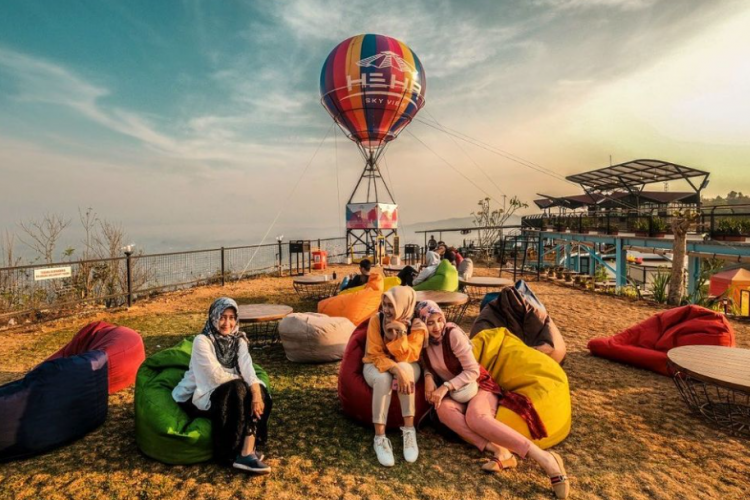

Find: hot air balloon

[320,34,426,162]
[320,34,426,263]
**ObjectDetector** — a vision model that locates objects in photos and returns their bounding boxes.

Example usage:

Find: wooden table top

[415,290,469,306]
[668,345,750,392]
[237,304,293,322]
[292,275,337,284]
[459,277,514,288]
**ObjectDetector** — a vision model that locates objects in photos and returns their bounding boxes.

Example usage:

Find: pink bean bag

[47,321,146,393]
[587,305,735,376]
[337,319,430,429]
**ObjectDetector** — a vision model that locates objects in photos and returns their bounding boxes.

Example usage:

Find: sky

[1,0,749,254]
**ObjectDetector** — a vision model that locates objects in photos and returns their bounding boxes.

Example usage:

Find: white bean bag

[279,313,356,363]
[459,258,474,280]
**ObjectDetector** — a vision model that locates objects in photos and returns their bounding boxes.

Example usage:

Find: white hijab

[414,251,441,285]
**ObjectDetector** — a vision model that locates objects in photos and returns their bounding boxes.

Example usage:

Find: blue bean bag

[0,351,109,461]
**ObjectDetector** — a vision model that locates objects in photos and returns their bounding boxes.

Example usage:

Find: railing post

[278,240,283,277]
[220,247,226,286]
[124,249,133,308]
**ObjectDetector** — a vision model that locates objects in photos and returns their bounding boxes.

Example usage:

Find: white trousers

[363,362,421,425]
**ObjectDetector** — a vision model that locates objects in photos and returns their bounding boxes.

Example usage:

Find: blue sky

[1,0,749,254]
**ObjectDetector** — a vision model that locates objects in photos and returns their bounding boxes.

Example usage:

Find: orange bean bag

[587,305,735,376]
[318,272,384,326]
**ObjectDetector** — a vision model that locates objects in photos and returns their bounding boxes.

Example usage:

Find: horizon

[2,0,749,262]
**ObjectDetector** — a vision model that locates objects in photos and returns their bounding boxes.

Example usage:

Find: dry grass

[0,265,749,500]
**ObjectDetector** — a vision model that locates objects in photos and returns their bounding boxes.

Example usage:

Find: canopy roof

[566,159,710,193]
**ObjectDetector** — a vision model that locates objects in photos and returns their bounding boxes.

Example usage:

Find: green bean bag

[413,259,459,292]
[134,337,270,465]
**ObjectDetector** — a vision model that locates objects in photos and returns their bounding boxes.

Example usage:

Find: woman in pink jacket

[418,301,569,499]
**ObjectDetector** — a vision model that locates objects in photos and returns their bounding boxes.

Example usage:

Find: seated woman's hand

[424,375,436,402]
[429,385,449,409]
[250,383,264,419]
[396,368,415,395]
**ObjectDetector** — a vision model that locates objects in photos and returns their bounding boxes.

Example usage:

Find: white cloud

[534,0,657,10]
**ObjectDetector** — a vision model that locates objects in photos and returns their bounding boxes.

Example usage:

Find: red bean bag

[47,321,146,393]
[587,305,735,376]
[338,319,430,429]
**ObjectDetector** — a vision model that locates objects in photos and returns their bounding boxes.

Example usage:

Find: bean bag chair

[414,259,459,292]
[279,313,356,363]
[135,337,270,465]
[458,258,474,281]
[46,321,145,394]
[339,276,400,295]
[471,281,566,364]
[0,351,109,461]
[587,305,735,376]
[472,327,570,449]
[318,273,384,327]
[338,320,430,429]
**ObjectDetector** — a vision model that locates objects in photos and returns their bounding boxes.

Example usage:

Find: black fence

[0,237,347,325]
[522,204,750,240]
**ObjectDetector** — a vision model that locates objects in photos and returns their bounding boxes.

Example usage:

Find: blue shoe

[233,453,271,474]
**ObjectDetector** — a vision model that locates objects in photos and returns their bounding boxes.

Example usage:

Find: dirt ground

[0,265,748,499]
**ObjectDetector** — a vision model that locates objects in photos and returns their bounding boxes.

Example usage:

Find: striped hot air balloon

[320,34,426,156]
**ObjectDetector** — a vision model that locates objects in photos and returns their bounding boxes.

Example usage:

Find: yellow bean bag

[339,276,400,295]
[472,327,570,449]
[318,273,384,326]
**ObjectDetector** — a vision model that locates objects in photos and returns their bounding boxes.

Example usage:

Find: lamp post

[123,244,134,308]
[276,235,284,277]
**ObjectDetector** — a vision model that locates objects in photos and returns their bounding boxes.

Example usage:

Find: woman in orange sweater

[362,286,426,467]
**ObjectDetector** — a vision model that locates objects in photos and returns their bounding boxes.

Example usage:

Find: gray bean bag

[279,313,356,363]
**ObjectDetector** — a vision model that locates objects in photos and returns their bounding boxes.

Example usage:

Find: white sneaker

[401,426,419,463]
[373,435,395,467]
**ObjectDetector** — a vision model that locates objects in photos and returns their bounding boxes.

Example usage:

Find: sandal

[481,454,518,473]
[548,451,570,499]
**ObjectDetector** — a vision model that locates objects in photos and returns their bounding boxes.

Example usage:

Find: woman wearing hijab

[418,301,570,499]
[172,297,272,473]
[413,251,441,286]
[362,286,426,467]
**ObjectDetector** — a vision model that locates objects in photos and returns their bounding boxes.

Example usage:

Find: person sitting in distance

[342,259,372,291]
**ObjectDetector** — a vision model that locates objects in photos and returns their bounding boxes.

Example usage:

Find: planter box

[652,232,667,238]
[634,231,649,237]
[714,234,746,242]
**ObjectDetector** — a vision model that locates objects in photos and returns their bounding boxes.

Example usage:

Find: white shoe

[373,435,395,467]
[401,426,419,463]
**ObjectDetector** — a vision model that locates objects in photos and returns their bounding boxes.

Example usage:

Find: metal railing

[521,204,750,239]
[0,237,348,324]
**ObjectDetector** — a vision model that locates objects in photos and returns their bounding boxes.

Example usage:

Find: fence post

[278,240,283,277]
[220,247,226,286]
[124,249,133,308]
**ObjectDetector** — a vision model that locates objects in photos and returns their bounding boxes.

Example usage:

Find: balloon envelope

[320,34,426,152]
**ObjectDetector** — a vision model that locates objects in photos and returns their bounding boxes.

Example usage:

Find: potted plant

[651,217,668,237]
[633,218,650,237]
[714,218,746,241]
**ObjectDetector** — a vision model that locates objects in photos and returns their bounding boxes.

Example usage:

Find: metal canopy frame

[566,159,710,194]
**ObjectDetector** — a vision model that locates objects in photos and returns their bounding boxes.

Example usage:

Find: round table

[292,274,340,300]
[459,277,513,303]
[667,345,750,437]
[237,304,293,345]
[415,290,469,323]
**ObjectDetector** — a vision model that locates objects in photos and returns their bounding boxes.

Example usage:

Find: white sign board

[34,266,72,281]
